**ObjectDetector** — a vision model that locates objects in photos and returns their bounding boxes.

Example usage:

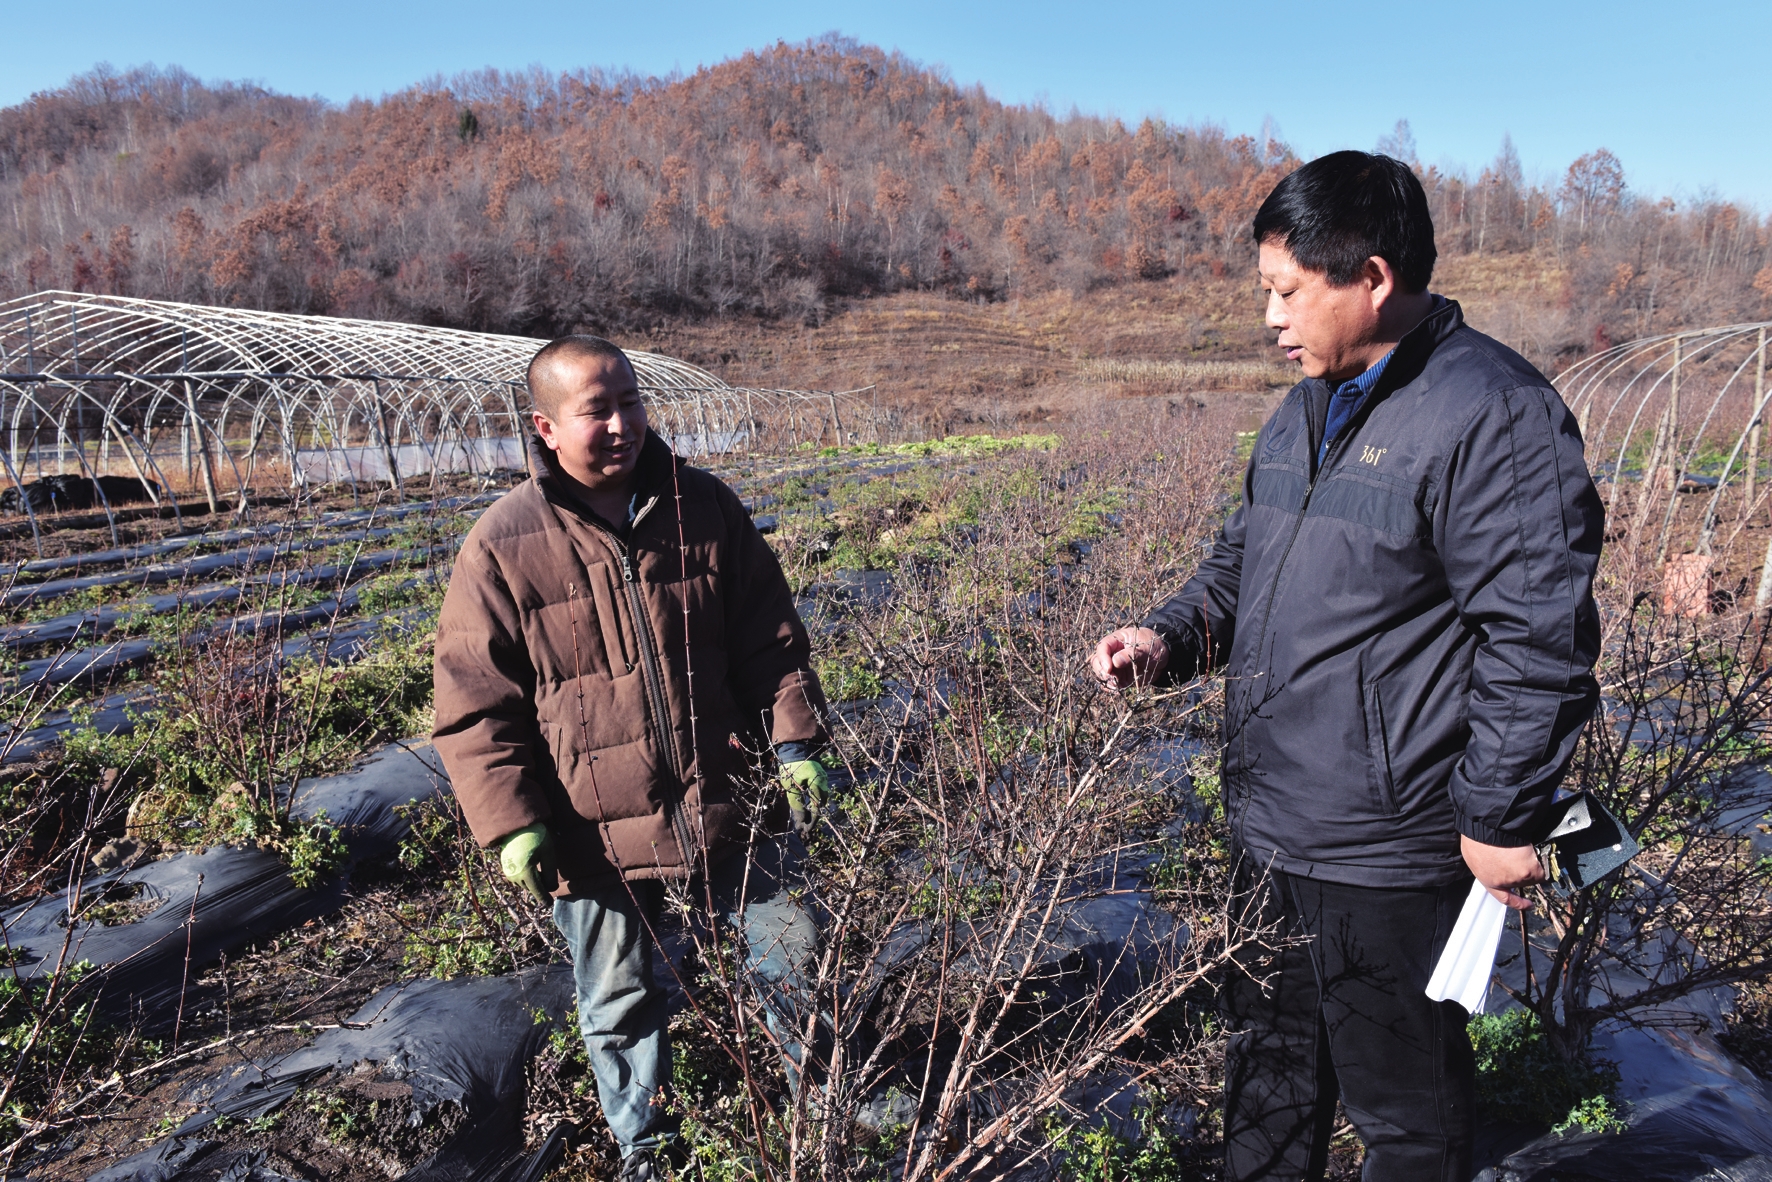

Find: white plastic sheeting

[293,437,528,482]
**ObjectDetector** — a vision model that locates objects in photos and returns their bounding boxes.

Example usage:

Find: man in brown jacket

[432,335,830,1180]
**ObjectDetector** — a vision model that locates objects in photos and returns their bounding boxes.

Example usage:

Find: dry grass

[627,258,1614,439]
[633,280,1283,432]
[1077,358,1297,388]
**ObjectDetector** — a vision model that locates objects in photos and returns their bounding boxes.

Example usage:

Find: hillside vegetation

[2,38,1769,377]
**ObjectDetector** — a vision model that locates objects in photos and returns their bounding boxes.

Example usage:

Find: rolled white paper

[1425,878,1508,1014]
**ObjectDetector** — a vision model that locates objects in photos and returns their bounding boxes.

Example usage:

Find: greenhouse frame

[0,291,874,547]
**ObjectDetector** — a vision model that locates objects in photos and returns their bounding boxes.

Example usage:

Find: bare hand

[1461,835,1545,910]
[1090,627,1170,690]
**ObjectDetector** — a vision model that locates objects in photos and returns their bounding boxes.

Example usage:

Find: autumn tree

[0,45,1765,368]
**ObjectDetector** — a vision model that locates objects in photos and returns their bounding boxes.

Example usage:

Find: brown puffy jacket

[432,432,826,890]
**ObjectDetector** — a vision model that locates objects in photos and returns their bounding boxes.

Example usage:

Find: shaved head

[526,335,635,420]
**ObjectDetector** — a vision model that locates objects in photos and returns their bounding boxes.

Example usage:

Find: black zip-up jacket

[1145,299,1603,887]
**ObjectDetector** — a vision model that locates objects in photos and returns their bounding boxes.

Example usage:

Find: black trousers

[1222,853,1475,1181]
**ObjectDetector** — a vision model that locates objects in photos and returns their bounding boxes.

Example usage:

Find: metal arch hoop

[1553,320,1772,568]
[0,291,887,525]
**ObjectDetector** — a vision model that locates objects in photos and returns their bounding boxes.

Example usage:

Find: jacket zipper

[618,549,700,866]
[584,511,700,869]
[1239,390,1360,787]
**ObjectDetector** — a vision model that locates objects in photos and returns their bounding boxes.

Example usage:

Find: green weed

[392,797,557,978]
[1044,1104,1193,1182]
[354,571,444,616]
[814,433,1062,460]
[54,610,434,883]
[815,654,885,702]
[280,810,349,889]
[1469,1009,1625,1135]
[0,960,151,1144]
[308,1092,364,1142]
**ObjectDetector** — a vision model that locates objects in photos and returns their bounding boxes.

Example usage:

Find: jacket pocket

[1363,679,1402,816]
[549,718,578,784]
[587,562,634,675]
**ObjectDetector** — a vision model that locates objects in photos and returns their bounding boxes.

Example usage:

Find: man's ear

[1365,255,1399,309]
[531,410,561,450]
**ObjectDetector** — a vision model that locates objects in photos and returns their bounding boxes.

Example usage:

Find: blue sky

[5,0,1767,207]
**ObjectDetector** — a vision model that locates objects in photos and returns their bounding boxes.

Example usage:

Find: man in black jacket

[1090,152,1602,1180]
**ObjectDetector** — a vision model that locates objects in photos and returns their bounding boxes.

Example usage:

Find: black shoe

[619,1143,686,1181]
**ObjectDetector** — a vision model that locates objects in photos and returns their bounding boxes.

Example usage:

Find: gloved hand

[497,822,557,904]
[780,759,830,840]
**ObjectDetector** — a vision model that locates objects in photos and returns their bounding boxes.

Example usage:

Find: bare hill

[3,39,1769,393]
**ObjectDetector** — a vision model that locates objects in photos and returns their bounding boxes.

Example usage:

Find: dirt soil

[632,280,1283,431]
[622,257,1576,432]
[37,884,397,1177]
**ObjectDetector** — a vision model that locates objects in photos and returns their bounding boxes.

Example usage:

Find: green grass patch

[1469,1008,1625,1135]
[55,612,436,882]
[808,433,1062,460]
[1044,1103,1193,1182]
[0,960,160,1144]
[392,797,557,978]
[815,653,885,702]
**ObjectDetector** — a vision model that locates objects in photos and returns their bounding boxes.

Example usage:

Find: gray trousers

[551,836,819,1154]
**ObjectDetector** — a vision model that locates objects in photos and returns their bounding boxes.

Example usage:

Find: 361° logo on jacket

[1360,445,1388,466]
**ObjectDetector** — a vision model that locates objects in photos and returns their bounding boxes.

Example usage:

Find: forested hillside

[3,37,1769,363]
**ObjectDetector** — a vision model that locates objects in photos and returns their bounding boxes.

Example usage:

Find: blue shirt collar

[1316,294,1451,464]
[1336,352,1393,401]
[1319,350,1394,464]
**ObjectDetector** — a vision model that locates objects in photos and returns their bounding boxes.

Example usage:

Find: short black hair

[526,334,634,419]
[1252,151,1436,292]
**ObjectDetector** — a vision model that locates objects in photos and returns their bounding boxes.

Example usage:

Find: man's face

[531,353,648,491]
[1259,241,1387,382]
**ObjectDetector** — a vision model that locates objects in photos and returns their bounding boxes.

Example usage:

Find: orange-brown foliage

[0,46,1294,335]
[1,46,1767,367]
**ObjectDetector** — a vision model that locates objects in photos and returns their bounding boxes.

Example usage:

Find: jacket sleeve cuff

[1453,811,1537,848]
[774,740,819,764]
[1136,618,1191,686]
[490,820,548,849]
[460,789,551,850]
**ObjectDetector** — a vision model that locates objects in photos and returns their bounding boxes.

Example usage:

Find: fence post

[109,418,159,506]
[1640,340,1676,514]
[513,384,535,481]
[184,378,219,514]
[1669,333,1682,486]
[694,391,715,457]
[1751,327,1767,516]
[374,378,404,498]
[1757,533,1772,614]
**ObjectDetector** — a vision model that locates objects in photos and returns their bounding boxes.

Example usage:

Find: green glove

[780,759,830,839]
[497,822,557,904]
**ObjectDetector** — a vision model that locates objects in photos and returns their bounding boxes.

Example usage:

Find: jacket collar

[1368,295,1463,396]
[531,428,679,530]
[1307,295,1464,401]
[1300,297,1463,474]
